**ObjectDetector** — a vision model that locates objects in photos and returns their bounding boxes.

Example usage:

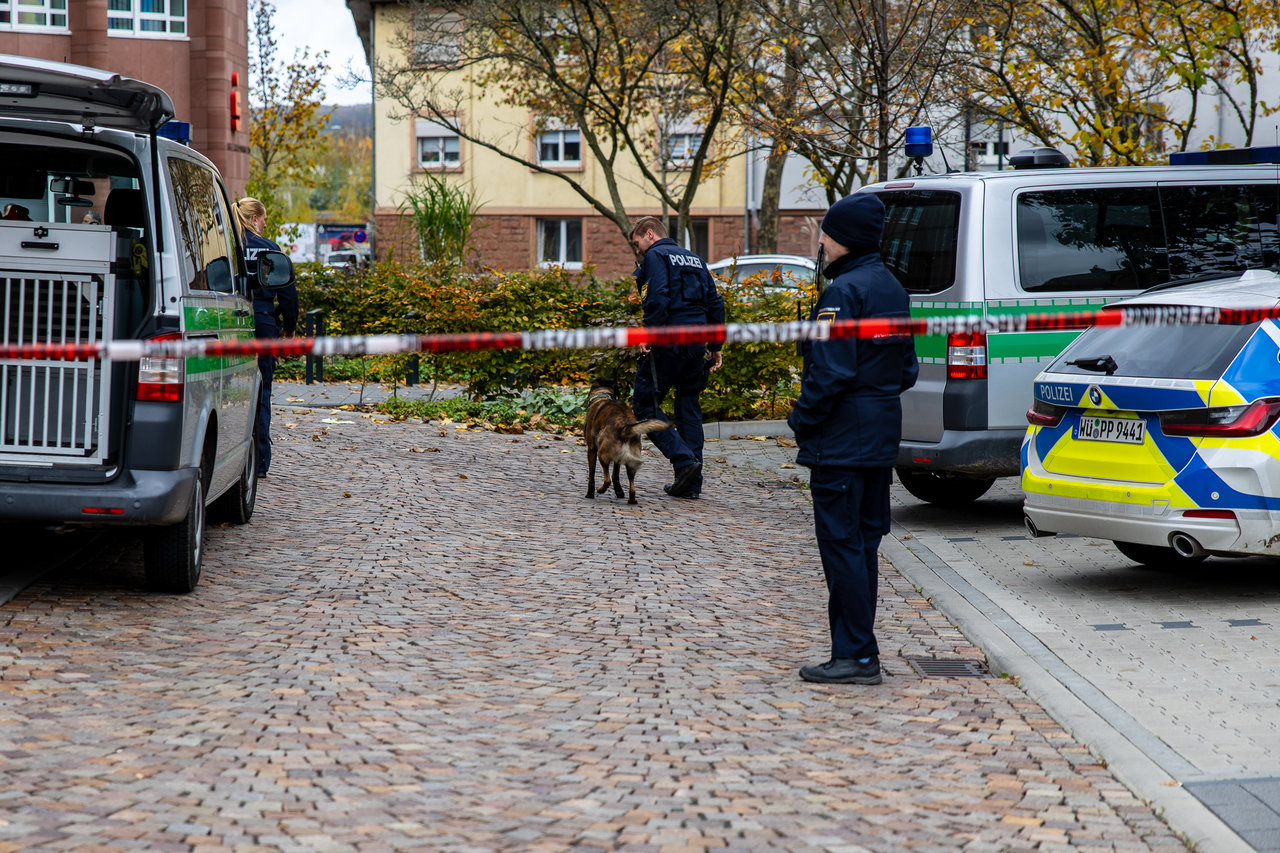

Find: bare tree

[370,0,753,244]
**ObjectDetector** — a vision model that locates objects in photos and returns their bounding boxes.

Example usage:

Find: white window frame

[415,119,461,170]
[0,0,69,31]
[663,132,704,168]
[106,0,188,38]
[538,129,581,167]
[538,219,583,270]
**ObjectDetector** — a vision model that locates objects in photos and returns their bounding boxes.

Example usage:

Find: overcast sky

[268,0,371,105]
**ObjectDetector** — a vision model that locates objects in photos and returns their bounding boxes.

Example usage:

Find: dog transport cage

[0,221,115,465]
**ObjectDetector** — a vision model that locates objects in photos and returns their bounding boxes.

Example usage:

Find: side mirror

[256,250,295,289]
[207,256,233,293]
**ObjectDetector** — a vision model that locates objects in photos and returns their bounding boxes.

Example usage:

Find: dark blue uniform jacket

[244,231,299,336]
[788,251,918,468]
[635,238,726,350]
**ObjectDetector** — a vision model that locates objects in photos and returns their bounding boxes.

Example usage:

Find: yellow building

[346,0,824,277]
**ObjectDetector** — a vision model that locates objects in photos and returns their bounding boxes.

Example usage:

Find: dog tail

[626,419,670,438]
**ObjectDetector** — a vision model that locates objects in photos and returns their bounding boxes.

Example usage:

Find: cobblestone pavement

[0,403,1188,851]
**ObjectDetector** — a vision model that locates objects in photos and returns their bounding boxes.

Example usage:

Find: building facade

[346,0,825,277]
[0,0,250,193]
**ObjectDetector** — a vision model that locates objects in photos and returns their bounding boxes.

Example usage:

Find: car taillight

[137,332,184,403]
[1026,399,1065,427]
[947,330,987,380]
[1159,398,1280,437]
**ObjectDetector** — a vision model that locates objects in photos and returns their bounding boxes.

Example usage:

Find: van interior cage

[1,273,113,465]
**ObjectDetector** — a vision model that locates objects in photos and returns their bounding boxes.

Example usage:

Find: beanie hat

[820,193,885,251]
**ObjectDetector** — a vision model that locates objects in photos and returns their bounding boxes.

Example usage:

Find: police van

[0,56,294,592]
[857,145,1280,504]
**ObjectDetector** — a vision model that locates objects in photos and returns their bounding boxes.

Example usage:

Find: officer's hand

[707,350,722,372]
[639,343,650,354]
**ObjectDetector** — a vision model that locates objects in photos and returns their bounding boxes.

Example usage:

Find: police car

[1021,269,1280,565]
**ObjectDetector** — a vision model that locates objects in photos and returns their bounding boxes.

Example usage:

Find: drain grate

[905,657,991,678]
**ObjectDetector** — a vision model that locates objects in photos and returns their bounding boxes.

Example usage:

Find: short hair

[629,216,667,241]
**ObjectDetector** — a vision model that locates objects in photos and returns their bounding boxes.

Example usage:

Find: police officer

[629,216,725,499]
[232,197,298,479]
[788,194,918,685]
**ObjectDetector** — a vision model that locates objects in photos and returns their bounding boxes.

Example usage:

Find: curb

[880,527,1252,853]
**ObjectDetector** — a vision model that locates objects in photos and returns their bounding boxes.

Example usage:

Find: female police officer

[788,194,918,685]
[233,197,298,479]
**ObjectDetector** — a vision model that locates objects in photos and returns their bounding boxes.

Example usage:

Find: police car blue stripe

[1218,326,1280,401]
[1176,459,1280,511]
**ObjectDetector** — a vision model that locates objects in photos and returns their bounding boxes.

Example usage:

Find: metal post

[305,309,325,384]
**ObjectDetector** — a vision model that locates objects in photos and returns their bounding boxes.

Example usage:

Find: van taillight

[137,332,184,403]
[1026,399,1065,427]
[1159,398,1280,437]
[947,331,987,379]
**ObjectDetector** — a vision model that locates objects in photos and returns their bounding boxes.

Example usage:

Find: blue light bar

[905,126,933,159]
[1170,146,1280,166]
[157,120,191,145]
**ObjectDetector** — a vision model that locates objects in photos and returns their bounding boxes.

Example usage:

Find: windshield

[1050,320,1258,380]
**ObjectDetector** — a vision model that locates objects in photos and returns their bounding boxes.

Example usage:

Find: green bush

[289,259,805,420]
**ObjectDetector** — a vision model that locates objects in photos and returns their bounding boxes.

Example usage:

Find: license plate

[1075,415,1146,444]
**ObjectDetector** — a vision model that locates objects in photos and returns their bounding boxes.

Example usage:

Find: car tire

[211,431,258,525]
[1113,540,1208,567]
[144,467,206,594]
[896,468,996,506]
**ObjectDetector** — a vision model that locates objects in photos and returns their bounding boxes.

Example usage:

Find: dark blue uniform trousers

[633,345,707,490]
[810,466,893,660]
[254,316,279,475]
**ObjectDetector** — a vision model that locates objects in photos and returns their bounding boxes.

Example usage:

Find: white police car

[1022,269,1280,565]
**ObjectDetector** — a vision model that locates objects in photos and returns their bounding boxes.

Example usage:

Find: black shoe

[799,656,882,685]
[663,483,700,499]
[257,469,268,479]
[665,463,702,498]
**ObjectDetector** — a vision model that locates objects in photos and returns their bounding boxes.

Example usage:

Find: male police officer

[629,216,725,499]
[788,193,918,685]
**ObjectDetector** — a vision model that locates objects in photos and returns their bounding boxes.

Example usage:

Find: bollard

[406,354,419,387]
[304,309,325,384]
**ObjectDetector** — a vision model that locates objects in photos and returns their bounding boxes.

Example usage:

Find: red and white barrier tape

[1,304,1277,362]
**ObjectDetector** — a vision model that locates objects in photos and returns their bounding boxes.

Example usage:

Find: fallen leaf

[1023,560,1035,566]
[781,463,796,469]
[407,447,424,453]
[775,437,797,448]
[560,449,571,453]
[342,491,351,498]
[750,435,767,441]
[459,474,467,479]
[310,434,321,442]
[291,409,311,414]
[425,447,440,452]
[322,418,355,424]
[902,533,913,539]
[286,396,305,402]
[1161,780,1181,787]
[284,422,297,429]
[337,404,356,411]
[714,457,727,463]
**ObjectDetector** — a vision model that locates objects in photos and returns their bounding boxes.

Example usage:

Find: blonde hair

[232,197,266,240]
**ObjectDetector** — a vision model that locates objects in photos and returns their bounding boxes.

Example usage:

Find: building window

[538,219,582,268]
[969,139,1009,166]
[538,129,581,166]
[416,119,461,169]
[107,0,187,36]
[0,0,68,29]
[663,132,704,168]
[413,11,461,67]
[681,218,709,259]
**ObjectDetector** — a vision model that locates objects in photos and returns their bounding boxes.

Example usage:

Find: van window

[1017,187,1164,292]
[167,158,235,293]
[877,190,960,294]
[1161,184,1280,277]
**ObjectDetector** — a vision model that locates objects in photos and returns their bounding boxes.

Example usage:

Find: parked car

[0,55,294,592]
[327,250,367,268]
[858,145,1280,505]
[707,254,815,290]
[1021,269,1280,565]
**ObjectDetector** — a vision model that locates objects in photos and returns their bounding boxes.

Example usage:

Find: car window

[876,190,960,294]
[167,157,235,293]
[1050,320,1257,380]
[1162,184,1280,277]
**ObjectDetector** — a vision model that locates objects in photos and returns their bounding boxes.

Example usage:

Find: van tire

[211,432,258,525]
[1113,540,1208,567]
[896,469,995,505]
[144,472,205,593]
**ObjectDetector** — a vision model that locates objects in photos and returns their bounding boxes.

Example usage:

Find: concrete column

[69,0,109,70]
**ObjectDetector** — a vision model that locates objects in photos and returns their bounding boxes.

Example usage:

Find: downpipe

[1169,532,1206,559]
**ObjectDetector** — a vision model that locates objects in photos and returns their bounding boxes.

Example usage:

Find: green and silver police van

[0,56,293,591]
[859,145,1280,504]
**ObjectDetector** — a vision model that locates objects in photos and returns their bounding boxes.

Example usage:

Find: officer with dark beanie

[789,193,918,684]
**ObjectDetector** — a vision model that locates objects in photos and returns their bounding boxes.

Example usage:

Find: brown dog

[583,378,669,505]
